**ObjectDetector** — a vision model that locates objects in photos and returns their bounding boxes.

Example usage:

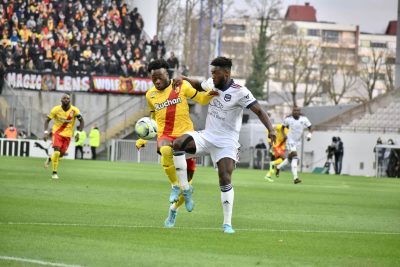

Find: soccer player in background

[135,59,218,228]
[172,57,276,234]
[275,106,312,184]
[44,93,84,179]
[264,123,288,182]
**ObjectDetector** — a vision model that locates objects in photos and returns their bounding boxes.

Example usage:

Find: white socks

[277,158,288,169]
[291,157,299,179]
[220,184,234,226]
[173,152,190,190]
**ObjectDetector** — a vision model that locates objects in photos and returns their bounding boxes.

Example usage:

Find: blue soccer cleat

[182,186,194,212]
[169,185,180,203]
[223,224,235,234]
[164,209,177,228]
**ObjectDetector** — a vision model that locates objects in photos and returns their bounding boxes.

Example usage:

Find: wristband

[44,130,49,134]
[306,132,312,139]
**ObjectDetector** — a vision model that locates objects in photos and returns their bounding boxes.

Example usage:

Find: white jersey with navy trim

[283,115,312,143]
[200,78,257,148]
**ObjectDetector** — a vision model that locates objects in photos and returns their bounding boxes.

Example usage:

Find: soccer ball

[135,117,158,140]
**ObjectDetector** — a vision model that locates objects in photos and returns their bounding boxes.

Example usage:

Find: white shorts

[186,131,240,166]
[286,140,300,153]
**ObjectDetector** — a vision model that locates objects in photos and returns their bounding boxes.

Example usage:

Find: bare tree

[322,52,358,105]
[384,55,395,91]
[183,0,200,65]
[358,48,386,100]
[157,0,174,35]
[274,27,321,106]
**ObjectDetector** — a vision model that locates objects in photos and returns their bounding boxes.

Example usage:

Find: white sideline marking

[2,221,400,235]
[0,256,83,267]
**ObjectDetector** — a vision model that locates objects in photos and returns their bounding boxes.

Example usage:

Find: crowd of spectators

[0,0,168,77]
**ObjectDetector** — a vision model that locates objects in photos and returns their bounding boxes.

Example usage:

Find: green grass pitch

[0,156,399,267]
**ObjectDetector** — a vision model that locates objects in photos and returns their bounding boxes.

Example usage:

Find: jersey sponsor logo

[59,118,72,123]
[224,94,232,102]
[210,99,224,109]
[154,97,182,111]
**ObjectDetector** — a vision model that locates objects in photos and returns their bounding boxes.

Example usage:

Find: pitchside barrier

[374,144,400,178]
[109,139,271,169]
[109,139,208,166]
[0,138,75,159]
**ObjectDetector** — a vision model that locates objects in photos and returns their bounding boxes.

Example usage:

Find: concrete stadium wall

[6,89,146,136]
[303,131,400,177]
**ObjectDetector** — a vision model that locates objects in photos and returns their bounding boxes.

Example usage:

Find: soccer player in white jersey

[172,57,276,234]
[275,106,312,184]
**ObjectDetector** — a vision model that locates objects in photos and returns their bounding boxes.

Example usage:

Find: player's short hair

[210,57,232,70]
[148,59,169,73]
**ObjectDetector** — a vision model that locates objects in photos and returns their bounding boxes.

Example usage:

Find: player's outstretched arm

[250,102,276,144]
[43,117,51,141]
[191,88,219,105]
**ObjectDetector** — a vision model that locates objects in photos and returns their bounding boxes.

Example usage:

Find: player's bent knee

[160,146,174,167]
[160,146,173,157]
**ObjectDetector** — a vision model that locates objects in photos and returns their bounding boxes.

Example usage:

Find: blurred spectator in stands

[128,59,145,77]
[18,130,27,139]
[1,1,157,77]
[5,124,17,139]
[145,35,160,60]
[10,29,19,46]
[26,58,35,71]
[0,61,4,94]
[167,52,179,79]
[335,137,344,175]
[325,137,336,174]
[26,15,36,30]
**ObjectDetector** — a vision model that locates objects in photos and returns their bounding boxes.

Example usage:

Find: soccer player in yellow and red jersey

[43,93,84,179]
[265,124,288,181]
[135,59,217,228]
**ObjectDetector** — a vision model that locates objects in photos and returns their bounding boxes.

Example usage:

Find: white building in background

[208,2,396,104]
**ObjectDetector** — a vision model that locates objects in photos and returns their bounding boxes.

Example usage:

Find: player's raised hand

[172,76,184,89]
[207,90,219,97]
[43,131,49,142]
[135,139,148,150]
[268,131,277,145]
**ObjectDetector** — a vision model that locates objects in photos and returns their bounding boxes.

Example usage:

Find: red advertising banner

[6,70,90,92]
[5,70,152,94]
[92,76,152,95]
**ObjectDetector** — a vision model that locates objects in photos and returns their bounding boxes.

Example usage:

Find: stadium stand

[0,0,165,76]
[314,90,400,133]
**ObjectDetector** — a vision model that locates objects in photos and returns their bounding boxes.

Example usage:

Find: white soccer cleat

[51,173,59,179]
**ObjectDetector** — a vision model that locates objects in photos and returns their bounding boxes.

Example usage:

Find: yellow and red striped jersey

[146,80,209,138]
[267,124,288,149]
[48,105,81,138]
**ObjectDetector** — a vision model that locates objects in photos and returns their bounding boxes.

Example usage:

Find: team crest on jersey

[224,94,232,102]
[150,91,157,98]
